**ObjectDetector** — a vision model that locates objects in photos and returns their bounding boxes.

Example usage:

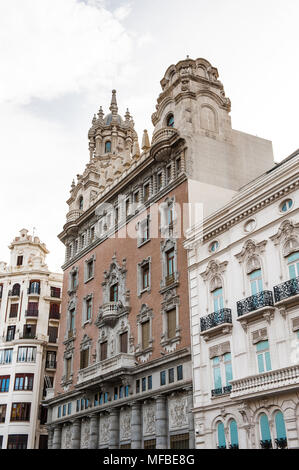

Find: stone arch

[200,104,218,133]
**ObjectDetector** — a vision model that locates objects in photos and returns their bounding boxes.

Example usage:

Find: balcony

[97,301,130,327]
[8,289,20,299]
[66,209,83,223]
[236,291,275,329]
[211,385,232,397]
[200,309,233,340]
[49,311,60,321]
[25,309,39,318]
[45,360,56,370]
[19,332,37,340]
[77,353,136,386]
[230,364,299,399]
[273,276,299,307]
[150,127,181,162]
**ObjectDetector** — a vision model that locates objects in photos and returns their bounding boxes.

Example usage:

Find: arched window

[78,196,83,211]
[217,421,226,449]
[229,420,239,449]
[287,251,299,279]
[166,114,174,127]
[105,141,111,153]
[29,280,40,295]
[259,413,272,448]
[12,283,20,296]
[201,106,217,132]
[274,411,287,448]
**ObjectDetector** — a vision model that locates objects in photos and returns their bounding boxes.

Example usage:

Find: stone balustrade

[230,364,299,399]
[77,353,136,384]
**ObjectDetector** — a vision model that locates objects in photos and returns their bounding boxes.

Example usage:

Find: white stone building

[185,149,299,449]
[0,229,62,449]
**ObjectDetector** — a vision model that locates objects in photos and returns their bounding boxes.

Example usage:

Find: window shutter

[167,309,176,339]
[101,342,107,360]
[120,332,128,353]
[142,321,150,349]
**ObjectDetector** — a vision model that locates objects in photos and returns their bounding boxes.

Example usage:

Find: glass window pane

[213,366,222,389]
[257,353,265,373]
[217,422,226,448]
[265,351,272,371]
[275,411,287,440]
[260,414,271,441]
[230,420,238,447]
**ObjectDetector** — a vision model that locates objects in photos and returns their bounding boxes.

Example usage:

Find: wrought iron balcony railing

[49,311,60,320]
[200,309,232,332]
[211,385,232,397]
[260,439,272,449]
[25,310,39,317]
[237,291,274,317]
[275,438,288,449]
[273,276,299,303]
[45,360,56,369]
[27,287,40,295]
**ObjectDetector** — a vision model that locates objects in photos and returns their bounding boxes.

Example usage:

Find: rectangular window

[212,356,222,390]
[126,199,130,217]
[14,374,34,391]
[157,173,162,191]
[139,218,150,244]
[120,331,128,353]
[17,256,23,266]
[148,376,152,390]
[90,226,95,242]
[288,252,299,279]
[80,348,89,370]
[142,264,150,290]
[170,433,189,449]
[6,326,15,342]
[62,405,66,417]
[250,269,263,295]
[0,404,6,423]
[0,376,9,393]
[17,347,36,363]
[177,365,183,381]
[166,249,175,278]
[86,298,92,321]
[224,353,233,387]
[68,403,72,415]
[48,326,58,344]
[176,157,181,175]
[134,191,140,204]
[7,435,28,449]
[256,340,272,373]
[213,288,224,313]
[65,358,72,380]
[76,400,80,412]
[71,272,78,290]
[125,385,129,397]
[141,321,150,350]
[26,301,38,316]
[160,370,166,386]
[0,349,12,364]
[10,403,31,422]
[110,283,118,302]
[167,308,176,339]
[119,385,124,399]
[144,183,150,202]
[9,303,18,318]
[69,308,75,333]
[100,341,107,361]
[136,379,140,393]
[104,392,108,403]
[168,368,174,383]
[57,406,61,418]
[50,286,61,298]
[114,387,118,400]
[166,165,171,183]
[144,439,156,449]
[142,377,146,392]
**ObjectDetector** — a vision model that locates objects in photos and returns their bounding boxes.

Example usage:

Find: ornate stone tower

[150,57,274,217]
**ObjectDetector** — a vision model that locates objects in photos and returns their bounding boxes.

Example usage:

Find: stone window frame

[160,296,181,348]
[68,266,79,295]
[101,256,128,306]
[235,239,268,297]
[97,329,109,362]
[209,341,232,395]
[65,297,77,341]
[84,254,96,283]
[200,104,218,134]
[82,293,93,326]
[270,219,299,282]
[143,179,151,203]
[79,334,92,370]
[136,304,154,358]
[159,196,177,239]
[137,256,151,297]
[160,238,179,290]
[115,319,130,355]
[62,342,75,387]
[137,214,151,248]
[200,260,228,314]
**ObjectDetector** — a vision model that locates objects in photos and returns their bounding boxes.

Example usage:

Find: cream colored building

[0,229,62,449]
[185,149,299,449]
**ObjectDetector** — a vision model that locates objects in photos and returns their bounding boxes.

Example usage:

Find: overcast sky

[0,0,298,272]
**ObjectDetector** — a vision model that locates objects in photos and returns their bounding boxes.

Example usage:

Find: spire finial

[125,108,131,121]
[110,89,118,115]
[141,129,150,151]
[97,106,104,120]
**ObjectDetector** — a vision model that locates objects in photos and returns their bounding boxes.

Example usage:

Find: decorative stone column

[109,409,120,449]
[131,402,142,449]
[52,424,62,449]
[71,418,81,449]
[89,414,99,449]
[185,387,195,449]
[47,426,54,449]
[155,395,168,449]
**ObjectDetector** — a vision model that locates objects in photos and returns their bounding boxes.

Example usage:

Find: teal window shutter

[213,365,222,389]
[257,353,265,373]
[250,269,263,295]
[225,361,233,386]
[265,351,272,371]
[260,414,271,441]
[275,411,287,440]
[213,288,223,313]
[217,422,226,448]
[229,420,238,447]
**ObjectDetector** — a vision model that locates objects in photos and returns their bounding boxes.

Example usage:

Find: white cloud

[0,0,134,105]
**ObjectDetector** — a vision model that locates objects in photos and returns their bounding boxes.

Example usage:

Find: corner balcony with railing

[211,385,232,398]
[76,353,137,386]
[236,291,275,329]
[230,364,299,400]
[150,127,181,162]
[273,276,299,308]
[97,301,130,327]
[200,309,233,341]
